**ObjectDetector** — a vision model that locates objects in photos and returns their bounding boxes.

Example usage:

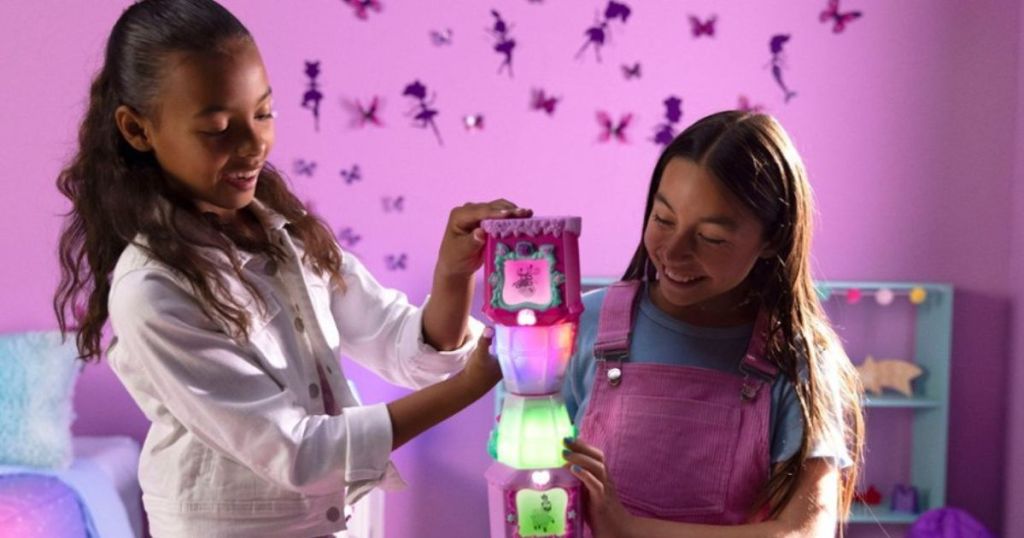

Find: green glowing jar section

[495,395,574,469]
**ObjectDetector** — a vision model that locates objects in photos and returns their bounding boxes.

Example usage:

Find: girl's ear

[114,105,154,152]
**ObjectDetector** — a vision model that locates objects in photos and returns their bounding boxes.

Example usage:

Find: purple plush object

[0,474,88,537]
[907,507,995,538]
[891,484,919,513]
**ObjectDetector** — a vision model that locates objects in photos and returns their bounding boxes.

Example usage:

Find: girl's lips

[663,273,706,287]
[658,262,707,289]
[222,170,259,191]
[660,264,705,284]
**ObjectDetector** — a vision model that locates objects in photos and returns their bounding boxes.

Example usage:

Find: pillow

[0,331,80,469]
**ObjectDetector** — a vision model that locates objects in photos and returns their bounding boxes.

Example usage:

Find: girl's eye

[256,110,277,121]
[653,214,674,227]
[200,128,228,137]
[698,233,726,245]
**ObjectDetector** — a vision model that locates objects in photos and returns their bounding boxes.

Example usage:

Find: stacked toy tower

[481,217,584,538]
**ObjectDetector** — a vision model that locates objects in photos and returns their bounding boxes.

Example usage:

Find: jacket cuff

[397,295,485,379]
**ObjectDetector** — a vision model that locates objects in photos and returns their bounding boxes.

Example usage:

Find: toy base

[486,462,583,538]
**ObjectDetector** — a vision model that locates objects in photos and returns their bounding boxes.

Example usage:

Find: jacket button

[309,383,320,399]
[263,259,278,276]
[294,316,305,332]
[326,506,341,522]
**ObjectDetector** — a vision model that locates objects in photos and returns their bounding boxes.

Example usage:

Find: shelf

[849,504,919,524]
[818,281,951,292]
[863,395,941,409]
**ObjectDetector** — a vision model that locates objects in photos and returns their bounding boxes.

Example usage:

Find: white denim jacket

[107,201,482,537]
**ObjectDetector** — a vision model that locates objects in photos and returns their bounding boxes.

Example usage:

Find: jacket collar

[141,197,292,267]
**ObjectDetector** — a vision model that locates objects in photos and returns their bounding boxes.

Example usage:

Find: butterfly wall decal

[597,111,632,143]
[819,0,862,33]
[340,164,362,185]
[530,89,560,115]
[688,15,716,38]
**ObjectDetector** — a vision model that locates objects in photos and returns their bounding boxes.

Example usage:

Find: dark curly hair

[55,0,343,362]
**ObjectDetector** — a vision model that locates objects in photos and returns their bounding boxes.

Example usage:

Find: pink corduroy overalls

[579,281,778,533]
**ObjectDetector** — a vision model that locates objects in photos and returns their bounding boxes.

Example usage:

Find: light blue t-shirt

[561,286,804,464]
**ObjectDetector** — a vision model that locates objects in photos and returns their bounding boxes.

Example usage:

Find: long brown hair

[624,111,864,523]
[54,0,342,362]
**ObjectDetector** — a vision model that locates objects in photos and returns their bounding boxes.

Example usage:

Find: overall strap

[738,310,780,399]
[593,280,643,361]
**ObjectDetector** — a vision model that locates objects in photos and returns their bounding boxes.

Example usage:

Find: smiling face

[644,157,772,326]
[117,38,275,220]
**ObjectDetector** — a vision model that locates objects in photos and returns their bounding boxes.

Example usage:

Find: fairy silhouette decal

[576,1,632,62]
[402,80,443,145]
[301,61,323,131]
[651,96,682,146]
[768,34,797,103]
[489,10,517,77]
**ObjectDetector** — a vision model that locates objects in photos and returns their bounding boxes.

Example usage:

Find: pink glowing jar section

[494,323,577,395]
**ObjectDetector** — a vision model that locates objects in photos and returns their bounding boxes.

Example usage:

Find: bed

[0,435,143,538]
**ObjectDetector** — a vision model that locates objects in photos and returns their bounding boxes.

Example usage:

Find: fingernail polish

[563,436,574,445]
[483,326,494,338]
[562,449,571,457]
[571,464,581,473]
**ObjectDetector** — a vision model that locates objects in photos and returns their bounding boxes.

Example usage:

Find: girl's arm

[565,438,840,538]
[109,268,503,495]
[328,202,529,390]
[386,328,500,449]
[421,200,531,351]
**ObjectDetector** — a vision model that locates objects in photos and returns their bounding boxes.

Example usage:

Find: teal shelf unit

[848,504,918,524]
[579,278,954,525]
[818,281,953,525]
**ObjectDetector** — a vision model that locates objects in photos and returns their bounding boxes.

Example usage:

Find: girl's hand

[436,200,532,279]
[564,437,638,538]
[457,327,502,393]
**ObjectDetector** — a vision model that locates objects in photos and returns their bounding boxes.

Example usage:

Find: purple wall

[1005,0,1024,535]
[1,1,1021,536]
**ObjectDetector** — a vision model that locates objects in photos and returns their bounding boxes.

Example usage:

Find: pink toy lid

[481,217,581,238]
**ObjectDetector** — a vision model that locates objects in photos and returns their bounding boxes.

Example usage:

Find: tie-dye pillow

[0,331,80,469]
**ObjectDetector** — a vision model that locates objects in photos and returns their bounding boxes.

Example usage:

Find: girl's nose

[664,231,697,259]
[236,125,267,158]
